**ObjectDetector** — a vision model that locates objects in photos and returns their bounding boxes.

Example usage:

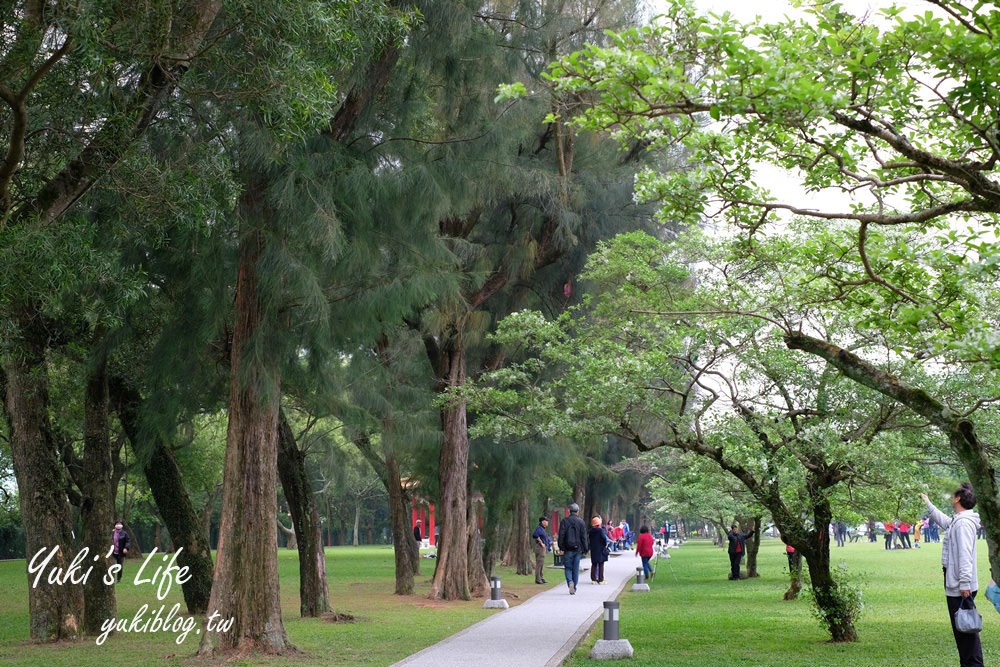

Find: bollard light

[591,600,633,659]
[490,576,501,601]
[631,566,650,593]
[602,601,620,641]
[483,575,509,609]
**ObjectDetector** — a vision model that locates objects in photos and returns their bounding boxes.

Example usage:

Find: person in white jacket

[922,483,983,667]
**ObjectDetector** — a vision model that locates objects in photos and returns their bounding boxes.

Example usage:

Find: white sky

[688,0,936,23]
[648,0,953,216]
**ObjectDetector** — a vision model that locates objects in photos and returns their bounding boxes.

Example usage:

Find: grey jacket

[924,499,980,596]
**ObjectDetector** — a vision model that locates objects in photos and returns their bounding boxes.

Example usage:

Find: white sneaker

[569,582,576,595]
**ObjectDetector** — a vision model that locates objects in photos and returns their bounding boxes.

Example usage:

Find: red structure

[411,500,436,546]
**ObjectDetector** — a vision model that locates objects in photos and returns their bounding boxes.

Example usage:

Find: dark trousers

[728,552,742,579]
[114,553,125,582]
[590,560,605,582]
[947,593,984,666]
[786,551,802,573]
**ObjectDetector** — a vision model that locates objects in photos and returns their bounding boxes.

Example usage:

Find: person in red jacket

[898,520,912,549]
[635,526,655,580]
[883,521,895,550]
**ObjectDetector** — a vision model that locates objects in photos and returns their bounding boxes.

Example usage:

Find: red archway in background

[411,499,436,546]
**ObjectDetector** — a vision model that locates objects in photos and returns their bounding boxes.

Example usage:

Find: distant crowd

[828,516,987,550]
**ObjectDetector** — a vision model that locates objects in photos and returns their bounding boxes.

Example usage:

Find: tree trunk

[770,483,856,641]
[509,495,532,576]
[785,331,1000,583]
[276,410,329,617]
[338,517,347,546]
[803,540,855,641]
[744,516,761,578]
[198,222,291,655]
[784,552,803,601]
[353,501,361,546]
[203,484,220,544]
[582,478,596,528]
[78,354,117,634]
[467,493,489,598]
[3,336,84,641]
[385,451,418,592]
[278,520,297,550]
[110,377,214,615]
[429,342,471,601]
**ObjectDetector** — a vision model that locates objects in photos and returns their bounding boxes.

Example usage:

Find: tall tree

[276,409,329,617]
[374,0,656,601]
[468,231,934,641]
[545,0,1000,581]
[1,0,223,640]
[194,2,409,652]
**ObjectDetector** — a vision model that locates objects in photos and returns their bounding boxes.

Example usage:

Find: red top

[636,532,654,558]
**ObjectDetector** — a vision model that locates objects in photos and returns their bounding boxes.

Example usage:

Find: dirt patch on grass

[320,611,356,624]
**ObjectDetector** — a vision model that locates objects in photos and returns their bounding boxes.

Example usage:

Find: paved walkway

[390,551,643,667]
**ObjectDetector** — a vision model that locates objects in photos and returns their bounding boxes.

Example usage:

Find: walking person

[532,517,549,584]
[635,525,654,581]
[921,485,983,667]
[589,516,610,584]
[557,503,588,595]
[725,522,753,580]
[110,520,130,583]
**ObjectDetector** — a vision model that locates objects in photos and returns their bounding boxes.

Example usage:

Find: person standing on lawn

[725,522,753,580]
[532,517,549,584]
[110,520,130,583]
[922,485,983,667]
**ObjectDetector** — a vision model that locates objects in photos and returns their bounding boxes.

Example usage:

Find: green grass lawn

[0,546,541,667]
[564,538,999,667]
[1,539,997,666]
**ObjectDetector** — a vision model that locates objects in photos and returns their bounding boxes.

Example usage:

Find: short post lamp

[590,601,634,660]
[483,576,509,609]
[631,567,650,592]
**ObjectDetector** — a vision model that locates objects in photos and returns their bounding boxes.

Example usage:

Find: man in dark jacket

[726,523,753,580]
[111,520,131,583]
[557,503,588,594]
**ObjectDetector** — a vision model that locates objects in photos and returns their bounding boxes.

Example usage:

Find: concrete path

[390,551,645,667]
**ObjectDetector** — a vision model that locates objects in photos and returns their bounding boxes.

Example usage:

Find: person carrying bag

[954,596,983,634]
[922,484,984,667]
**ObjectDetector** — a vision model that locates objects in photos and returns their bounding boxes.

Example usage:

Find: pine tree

[368,0,657,600]
[0,1,222,640]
